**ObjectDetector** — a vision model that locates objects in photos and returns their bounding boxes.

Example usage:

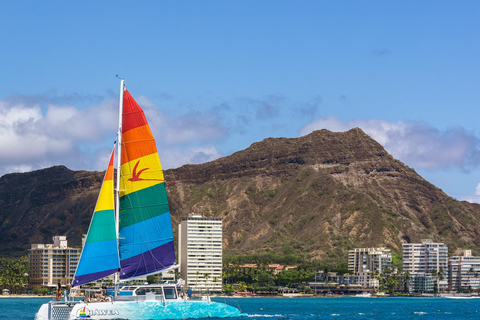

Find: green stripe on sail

[85,209,117,243]
[119,183,170,229]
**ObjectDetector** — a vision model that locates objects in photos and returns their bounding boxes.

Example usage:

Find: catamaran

[35,79,244,320]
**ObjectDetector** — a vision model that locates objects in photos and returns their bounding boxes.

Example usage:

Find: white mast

[114,78,125,293]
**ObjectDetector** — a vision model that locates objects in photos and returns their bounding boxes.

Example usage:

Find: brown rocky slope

[1,128,479,259]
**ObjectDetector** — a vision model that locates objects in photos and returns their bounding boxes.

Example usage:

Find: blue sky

[1,1,480,202]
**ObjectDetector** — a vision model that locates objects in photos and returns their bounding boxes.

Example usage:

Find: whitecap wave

[414,311,427,315]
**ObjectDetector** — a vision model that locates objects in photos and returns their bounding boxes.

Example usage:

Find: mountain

[1,128,479,259]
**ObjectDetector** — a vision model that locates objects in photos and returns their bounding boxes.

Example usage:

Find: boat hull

[36,300,245,320]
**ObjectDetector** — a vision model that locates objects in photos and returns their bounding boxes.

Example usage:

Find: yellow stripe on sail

[94,179,114,212]
[120,152,165,197]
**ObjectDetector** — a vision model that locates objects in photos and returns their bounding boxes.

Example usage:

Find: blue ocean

[1,296,479,320]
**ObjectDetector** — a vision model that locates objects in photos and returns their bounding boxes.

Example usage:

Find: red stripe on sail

[122,89,148,133]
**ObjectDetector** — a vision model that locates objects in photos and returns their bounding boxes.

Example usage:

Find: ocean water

[2,296,480,320]
[225,296,480,319]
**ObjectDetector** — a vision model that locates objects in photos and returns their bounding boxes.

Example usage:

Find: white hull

[36,299,244,320]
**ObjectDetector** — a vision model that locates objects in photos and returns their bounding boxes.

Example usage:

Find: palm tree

[403,271,411,293]
[203,273,210,293]
[212,276,219,293]
[195,270,201,292]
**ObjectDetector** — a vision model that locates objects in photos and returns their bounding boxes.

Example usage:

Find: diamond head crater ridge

[1,128,479,260]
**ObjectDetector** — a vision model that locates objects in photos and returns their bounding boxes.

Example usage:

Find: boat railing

[82,288,112,303]
[215,296,243,313]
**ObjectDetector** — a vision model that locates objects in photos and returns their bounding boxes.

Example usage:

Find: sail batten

[118,89,176,281]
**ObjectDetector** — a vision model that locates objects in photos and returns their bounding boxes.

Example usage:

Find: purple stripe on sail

[72,268,118,287]
[120,241,175,280]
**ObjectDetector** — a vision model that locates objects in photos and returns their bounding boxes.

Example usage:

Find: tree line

[0,256,29,294]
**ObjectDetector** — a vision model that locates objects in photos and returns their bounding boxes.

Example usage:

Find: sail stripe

[74,240,120,275]
[105,154,114,179]
[94,153,114,213]
[120,241,176,280]
[73,269,119,288]
[86,209,117,243]
[119,183,169,227]
[120,153,165,197]
[118,212,173,260]
[120,124,157,165]
[94,183,114,213]
[72,147,120,287]
[122,90,149,133]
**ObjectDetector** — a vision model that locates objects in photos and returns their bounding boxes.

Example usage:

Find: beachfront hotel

[402,239,448,292]
[178,213,223,293]
[28,236,80,289]
[448,250,480,291]
[348,247,392,274]
[402,239,448,275]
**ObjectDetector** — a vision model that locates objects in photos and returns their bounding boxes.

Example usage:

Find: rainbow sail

[118,89,176,280]
[72,148,120,286]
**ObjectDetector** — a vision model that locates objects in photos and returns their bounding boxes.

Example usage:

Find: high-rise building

[402,239,448,292]
[348,247,392,274]
[28,236,81,289]
[448,250,480,291]
[178,213,223,292]
[402,239,448,275]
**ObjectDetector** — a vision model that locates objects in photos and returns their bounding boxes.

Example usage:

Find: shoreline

[0,295,51,298]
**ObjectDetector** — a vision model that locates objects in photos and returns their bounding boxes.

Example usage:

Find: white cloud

[465,184,480,203]
[161,145,223,169]
[0,98,118,175]
[300,116,480,171]
[0,94,227,177]
[136,95,226,147]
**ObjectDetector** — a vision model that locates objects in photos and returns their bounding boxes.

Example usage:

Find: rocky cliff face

[1,128,479,258]
[0,166,103,254]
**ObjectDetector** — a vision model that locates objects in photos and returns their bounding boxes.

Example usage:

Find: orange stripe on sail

[121,124,158,165]
[105,162,114,181]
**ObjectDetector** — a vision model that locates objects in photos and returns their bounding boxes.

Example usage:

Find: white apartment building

[178,213,223,292]
[448,250,480,291]
[348,247,392,274]
[28,236,81,289]
[402,239,448,275]
[356,271,379,289]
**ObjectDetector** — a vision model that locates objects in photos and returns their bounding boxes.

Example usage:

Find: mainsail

[118,89,176,280]
[72,148,120,286]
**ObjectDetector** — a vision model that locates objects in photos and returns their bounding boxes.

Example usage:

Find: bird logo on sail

[128,160,164,182]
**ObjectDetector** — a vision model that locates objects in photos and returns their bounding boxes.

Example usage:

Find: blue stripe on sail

[73,268,118,287]
[74,240,119,277]
[118,212,173,261]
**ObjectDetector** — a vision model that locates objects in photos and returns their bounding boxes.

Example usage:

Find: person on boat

[176,276,185,288]
[55,282,62,301]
